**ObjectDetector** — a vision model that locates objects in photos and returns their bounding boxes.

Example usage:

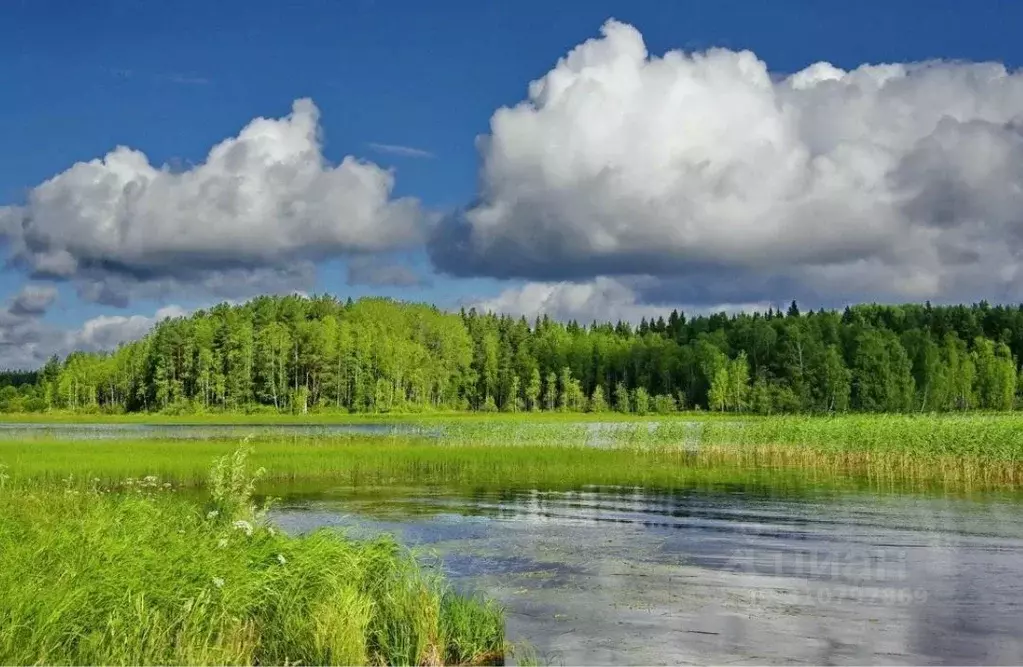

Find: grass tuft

[0,447,505,665]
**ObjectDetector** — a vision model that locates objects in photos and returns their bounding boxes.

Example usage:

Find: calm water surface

[274,486,1023,665]
[0,422,416,439]
[0,420,697,444]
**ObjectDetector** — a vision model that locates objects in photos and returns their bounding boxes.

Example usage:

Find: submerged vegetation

[0,448,505,666]
[4,295,1023,416]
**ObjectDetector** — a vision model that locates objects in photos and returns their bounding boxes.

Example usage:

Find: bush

[653,394,677,414]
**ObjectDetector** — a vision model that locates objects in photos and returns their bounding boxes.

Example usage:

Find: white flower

[212,577,225,589]
[267,527,276,536]
[143,475,158,483]
[232,520,254,537]
[206,510,220,520]
[276,554,287,565]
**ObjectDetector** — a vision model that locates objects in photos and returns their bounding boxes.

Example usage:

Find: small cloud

[9,284,58,318]
[367,142,435,159]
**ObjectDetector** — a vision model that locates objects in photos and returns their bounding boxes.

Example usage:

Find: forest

[2,294,1022,415]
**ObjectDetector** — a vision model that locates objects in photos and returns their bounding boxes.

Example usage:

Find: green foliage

[708,367,729,412]
[652,394,677,414]
[631,387,650,415]
[524,369,541,412]
[5,415,1023,498]
[0,448,505,665]
[20,295,1023,416]
[728,352,751,412]
[614,382,630,413]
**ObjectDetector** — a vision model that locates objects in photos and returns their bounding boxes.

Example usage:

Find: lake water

[0,422,417,440]
[0,420,706,449]
[273,485,1023,665]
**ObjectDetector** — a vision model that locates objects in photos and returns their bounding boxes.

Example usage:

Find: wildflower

[276,554,287,565]
[232,520,254,537]
[143,475,158,483]
[267,526,276,537]
[163,482,172,489]
[206,510,220,520]
[212,577,225,589]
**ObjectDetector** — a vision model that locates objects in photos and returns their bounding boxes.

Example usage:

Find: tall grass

[0,448,504,665]
[2,413,1022,498]
[1,426,1020,496]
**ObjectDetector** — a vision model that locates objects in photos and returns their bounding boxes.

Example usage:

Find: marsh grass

[2,413,1021,498]
[0,448,505,666]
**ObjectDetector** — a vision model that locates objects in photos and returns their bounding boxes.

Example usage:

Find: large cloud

[431,20,1023,305]
[0,99,423,306]
[470,277,769,324]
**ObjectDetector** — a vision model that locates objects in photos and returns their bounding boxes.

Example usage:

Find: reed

[2,420,1020,495]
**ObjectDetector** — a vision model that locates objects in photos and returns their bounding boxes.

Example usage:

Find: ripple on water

[273,485,1023,666]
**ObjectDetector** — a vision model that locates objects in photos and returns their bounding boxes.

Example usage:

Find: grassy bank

[0,450,505,666]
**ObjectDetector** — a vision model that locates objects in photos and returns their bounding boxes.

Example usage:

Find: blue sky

[1,0,1023,367]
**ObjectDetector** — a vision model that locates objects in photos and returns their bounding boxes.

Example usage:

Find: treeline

[0,370,43,413]
[16,295,1023,415]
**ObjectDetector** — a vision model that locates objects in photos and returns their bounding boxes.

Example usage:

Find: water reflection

[274,486,1023,665]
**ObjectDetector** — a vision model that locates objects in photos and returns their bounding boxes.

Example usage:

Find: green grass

[0,449,505,666]
[3,412,1023,494]
[0,435,822,491]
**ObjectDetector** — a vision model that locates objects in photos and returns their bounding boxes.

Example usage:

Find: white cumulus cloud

[431,19,1023,305]
[1,99,423,305]
[470,277,770,324]
[67,305,188,353]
